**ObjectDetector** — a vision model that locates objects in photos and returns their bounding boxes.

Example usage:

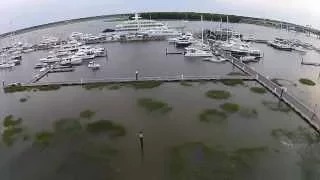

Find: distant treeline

[140,12,243,23]
[1,11,317,39]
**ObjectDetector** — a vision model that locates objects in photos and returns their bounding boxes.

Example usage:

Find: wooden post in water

[165,48,168,56]
[135,70,139,80]
[138,131,144,152]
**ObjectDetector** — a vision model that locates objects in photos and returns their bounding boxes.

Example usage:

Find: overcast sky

[0,0,319,33]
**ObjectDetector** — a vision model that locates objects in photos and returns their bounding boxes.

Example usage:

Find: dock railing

[224,51,320,132]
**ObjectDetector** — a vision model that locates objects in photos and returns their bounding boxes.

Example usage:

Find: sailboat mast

[220,17,222,40]
[201,15,204,44]
[227,16,229,42]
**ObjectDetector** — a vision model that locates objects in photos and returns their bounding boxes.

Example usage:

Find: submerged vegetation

[1,115,25,146]
[4,84,61,93]
[220,103,240,113]
[86,120,126,137]
[180,81,193,87]
[199,109,227,123]
[299,78,316,86]
[34,131,54,146]
[108,84,121,90]
[206,90,231,99]
[82,81,162,90]
[227,72,247,76]
[137,98,172,113]
[80,110,96,119]
[19,97,28,103]
[36,84,61,91]
[3,115,22,127]
[221,79,244,86]
[262,100,291,113]
[54,118,82,134]
[130,81,162,89]
[2,127,24,146]
[83,82,108,90]
[271,126,319,144]
[169,142,269,180]
[250,87,267,94]
[4,84,29,93]
[239,107,258,118]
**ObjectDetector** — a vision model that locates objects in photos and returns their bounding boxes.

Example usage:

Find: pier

[22,75,255,87]
[221,51,320,133]
[28,66,53,84]
[49,68,75,73]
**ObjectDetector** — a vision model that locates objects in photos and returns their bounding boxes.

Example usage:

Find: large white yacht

[115,13,181,37]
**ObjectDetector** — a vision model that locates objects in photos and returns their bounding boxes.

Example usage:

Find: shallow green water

[0,81,318,180]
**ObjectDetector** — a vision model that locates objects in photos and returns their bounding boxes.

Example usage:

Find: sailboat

[184,15,213,58]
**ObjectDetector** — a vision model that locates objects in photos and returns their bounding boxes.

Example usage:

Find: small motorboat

[8,59,21,65]
[88,61,100,70]
[34,63,48,69]
[11,55,22,60]
[240,56,259,63]
[39,67,47,72]
[203,56,227,63]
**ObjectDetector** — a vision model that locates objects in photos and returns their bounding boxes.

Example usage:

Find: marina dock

[222,51,320,133]
[49,68,75,73]
[301,61,320,66]
[28,66,53,83]
[22,75,255,87]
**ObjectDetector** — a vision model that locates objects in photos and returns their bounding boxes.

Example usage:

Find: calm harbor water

[0,18,320,180]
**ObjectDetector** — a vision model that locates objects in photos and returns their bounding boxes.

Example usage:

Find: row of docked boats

[0,54,22,69]
[36,41,106,70]
[167,30,263,63]
[267,38,310,52]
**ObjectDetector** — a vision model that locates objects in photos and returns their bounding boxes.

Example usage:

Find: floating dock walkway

[221,50,320,134]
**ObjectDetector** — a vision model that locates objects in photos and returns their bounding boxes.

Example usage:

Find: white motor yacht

[175,37,193,48]
[34,63,48,69]
[88,61,100,70]
[184,48,213,57]
[0,62,15,69]
[40,55,61,63]
[69,56,82,65]
[93,49,107,57]
[74,51,95,60]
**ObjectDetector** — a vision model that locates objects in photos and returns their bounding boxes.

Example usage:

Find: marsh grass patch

[199,109,227,123]
[86,120,126,137]
[220,103,240,113]
[299,78,316,86]
[137,98,172,113]
[262,100,291,113]
[206,90,231,100]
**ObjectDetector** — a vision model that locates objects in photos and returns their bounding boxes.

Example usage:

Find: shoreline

[1,12,318,40]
